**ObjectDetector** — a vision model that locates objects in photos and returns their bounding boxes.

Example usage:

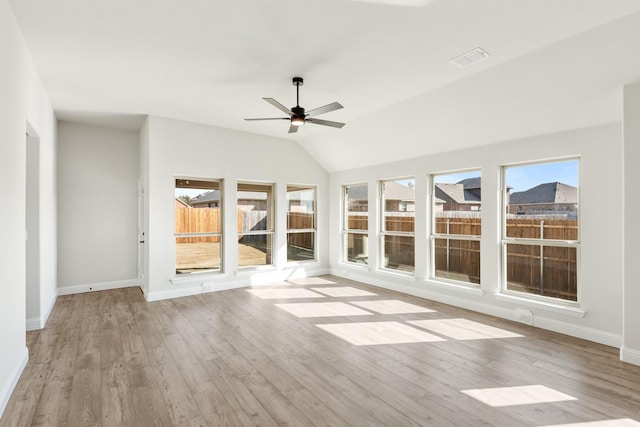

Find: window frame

[342,183,369,265]
[286,184,317,263]
[379,177,415,274]
[237,181,275,268]
[501,158,581,305]
[429,170,482,286]
[174,177,223,275]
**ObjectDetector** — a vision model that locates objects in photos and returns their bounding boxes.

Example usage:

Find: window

[287,185,316,262]
[431,171,481,285]
[174,178,222,274]
[381,178,415,273]
[503,159,579,302]
[343,183,368,264]
[237,182,274,267]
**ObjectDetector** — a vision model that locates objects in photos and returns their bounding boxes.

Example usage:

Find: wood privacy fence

[347,214,578,299]
[287,212,315,250]
[176,208,315,250]
[175,208,241,243]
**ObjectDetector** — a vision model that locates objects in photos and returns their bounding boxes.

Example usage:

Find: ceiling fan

[245,77,345,134]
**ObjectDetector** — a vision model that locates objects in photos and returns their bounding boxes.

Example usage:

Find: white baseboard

[25,291,58,331]
[534,317,622,348]
[0,346,28,419]
[25,318,40,332]
[146,267,331,302]
[330,268,622,348]
[621,346,640,366]
[41,292,57,328]
[57,278,138,296]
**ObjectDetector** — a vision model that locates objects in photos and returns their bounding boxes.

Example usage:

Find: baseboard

[146,267,331,302]
[41,292,57,328]
[25,318,40,332]
[620,346,640,366]
[330,268,622,348]
[57,279,138,296]
[534,317,622,348]
[0,346,28,419]
[25,292,58,331]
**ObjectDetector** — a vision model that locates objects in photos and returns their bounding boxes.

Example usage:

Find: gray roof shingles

[510,182,577,204]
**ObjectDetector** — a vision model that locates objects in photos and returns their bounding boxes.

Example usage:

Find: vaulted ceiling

[9,0,640,171]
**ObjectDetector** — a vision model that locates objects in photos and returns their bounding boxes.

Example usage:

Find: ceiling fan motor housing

[291,106,305,117]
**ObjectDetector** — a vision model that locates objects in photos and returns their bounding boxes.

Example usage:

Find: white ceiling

[9,0,640,171]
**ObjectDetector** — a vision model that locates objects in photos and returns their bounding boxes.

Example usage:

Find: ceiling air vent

[450,47,490,68]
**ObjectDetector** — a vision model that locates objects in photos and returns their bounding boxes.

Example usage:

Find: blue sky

[434,160,578,193]
[505,160,578,193]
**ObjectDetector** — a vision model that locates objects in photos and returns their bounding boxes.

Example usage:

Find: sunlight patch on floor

[275,302,374,318]
[311,287,377,297]
[316,321,446,345]
[540,420,640,427]
[408,318,524,340]
[246,289,325,299]
[350,299,435,314]
[462,385,577,407]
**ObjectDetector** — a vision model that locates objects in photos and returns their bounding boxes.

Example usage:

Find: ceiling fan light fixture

[245,77,345,133]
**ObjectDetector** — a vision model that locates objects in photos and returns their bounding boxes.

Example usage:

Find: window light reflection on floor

[349,299,436,314]
[316,321,446,346]
[246,288,325,299]
[540,419,640,427]
[461,385,577,407]
[275,302,374,318]
[310,287,377,297]
[408,318,524,340]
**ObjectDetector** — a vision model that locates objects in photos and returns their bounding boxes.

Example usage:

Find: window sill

[171,271,225,285]
[495,292,586,318]
[425,278,484,296]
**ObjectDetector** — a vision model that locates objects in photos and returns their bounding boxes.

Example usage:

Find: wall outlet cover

[515,308,533,325]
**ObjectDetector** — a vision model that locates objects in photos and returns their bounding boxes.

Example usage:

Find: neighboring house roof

[509,182,577,204]
[191,190,220,205]
[175,198,190,208]
[347,182,415,201]
[346,185,368,201]
[457,177,481,190]
[383,181,415,201]
[435,183,481,204]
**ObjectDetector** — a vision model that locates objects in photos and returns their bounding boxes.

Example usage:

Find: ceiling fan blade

[263,98,292,115]
[306,102,343,117]
[306,118,345,128]
[244,117,289,121]
[288,124,299,134]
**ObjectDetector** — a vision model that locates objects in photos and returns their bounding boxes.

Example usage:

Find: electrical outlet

[201,282,214,293]
[515,308,533,325]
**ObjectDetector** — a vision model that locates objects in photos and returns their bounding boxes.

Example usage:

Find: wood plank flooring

[2,275,640,426]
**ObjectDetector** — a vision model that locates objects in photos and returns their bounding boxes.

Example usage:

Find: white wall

[142,116,329,301]
[57,122,139,294]
[623,85,640,365]
[138,118,150,296]
[329,123,626,349]
[25,134,40,329]
[0,0,56,417]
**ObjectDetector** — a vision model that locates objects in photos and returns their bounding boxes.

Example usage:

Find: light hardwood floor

[2,275,640,426]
